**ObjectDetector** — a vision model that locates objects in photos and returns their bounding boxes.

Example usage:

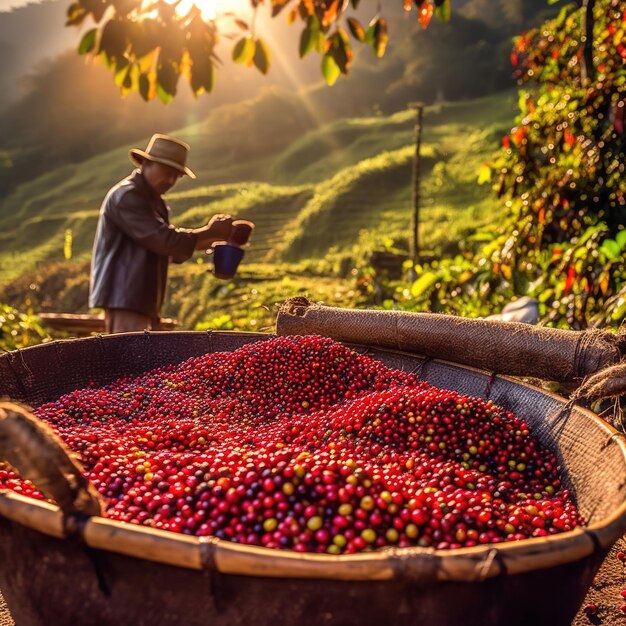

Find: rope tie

[389,547,438,582]
[616,321,626,358]
[206,329,215,354]
[142,329,154,370]
[599,431,626,452]
[83,544,112,596]
[199,536,220,571]
[95,334,107,362]
[410,357,431,380]
[473,547,506,582]
[284,296,311,317]
[54,341,66,373]
[583,528,602,553]
[16,348,34,380]
[571,327,626,429]
[553,398,577,432]
[484,373,497,399]
[199,537,227,612]
[571,362,626,424]
[5,354,29,397]
[573,328,622,381]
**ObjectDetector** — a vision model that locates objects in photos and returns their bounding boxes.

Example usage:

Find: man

[89,133,233,333]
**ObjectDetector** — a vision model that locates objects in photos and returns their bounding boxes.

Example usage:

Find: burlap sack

[277,298,626,398]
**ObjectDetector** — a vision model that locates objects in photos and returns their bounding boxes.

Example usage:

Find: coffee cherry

[0,336,583,554]
[584,603,598,615]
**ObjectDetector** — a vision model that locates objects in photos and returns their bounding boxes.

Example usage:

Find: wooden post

[581,0,595,85]
[409,102,424,278]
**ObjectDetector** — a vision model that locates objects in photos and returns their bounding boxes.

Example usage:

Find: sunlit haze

[0,0,36,11]
[1,0,252,16]
[171,0,251,21]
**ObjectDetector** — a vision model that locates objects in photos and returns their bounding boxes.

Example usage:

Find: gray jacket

[89,170,197,318]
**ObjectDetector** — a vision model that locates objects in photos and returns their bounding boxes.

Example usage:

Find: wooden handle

[0,401,103,517]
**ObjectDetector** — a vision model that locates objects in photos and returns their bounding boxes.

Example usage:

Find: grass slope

[0,89,516,330]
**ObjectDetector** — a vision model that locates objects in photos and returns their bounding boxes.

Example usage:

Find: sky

[0,0,36,11]
[1,0,262,13]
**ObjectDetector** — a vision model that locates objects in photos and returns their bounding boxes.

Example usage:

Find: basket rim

[1,331,626,582]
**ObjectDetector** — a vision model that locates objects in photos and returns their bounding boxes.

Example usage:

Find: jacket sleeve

[106,188,197,261]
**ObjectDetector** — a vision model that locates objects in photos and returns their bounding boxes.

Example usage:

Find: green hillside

[0,89,516,331]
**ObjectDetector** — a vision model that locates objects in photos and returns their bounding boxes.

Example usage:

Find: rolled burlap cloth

[276,298,626,403]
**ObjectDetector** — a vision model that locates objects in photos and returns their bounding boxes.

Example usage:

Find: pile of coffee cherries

[0,335,583,553]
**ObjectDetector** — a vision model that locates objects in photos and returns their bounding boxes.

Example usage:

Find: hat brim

[129,148,196,179]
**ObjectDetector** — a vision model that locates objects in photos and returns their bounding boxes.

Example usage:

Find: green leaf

[156,61,178,97]
[130,19,158,58]
[410,271,438,297]
[99,19,127,59]
[98,50,113,69]
[78,28,97,55]
[346,17,365,42]
[314,29,326,54]
[83,0,107,22]
[534,286,552,303]
[372,17,388,58]
[601,239,621,260]
[113,57,130,86]
[138,73,151,101]
[477,163,492,185]
[467,232,495,243]
[299,16,320,58]
[122,68,133,90]
[615,230,626,250]
[66,2,86,26]
[232,36,255,65]
[554,5,569,27]
[299,25,314,57]
[190,53,214,94]
[271,0,290,17]
[611,296,626,322]
[517,89,528,115]
[321,54,341,86]
[253,37,271,75]
[156,83,173,105]
[434,0,450,22]
[330,30,350,74]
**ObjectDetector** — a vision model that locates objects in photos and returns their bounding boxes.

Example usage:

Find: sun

[172,0,251,21]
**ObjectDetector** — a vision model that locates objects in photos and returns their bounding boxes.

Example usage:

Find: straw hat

[129,133,196,179]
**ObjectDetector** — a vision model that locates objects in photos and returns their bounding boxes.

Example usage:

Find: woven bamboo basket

[1,327,626,626]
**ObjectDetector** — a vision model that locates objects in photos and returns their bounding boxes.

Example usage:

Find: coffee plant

[66,0,451,102]
[0,303,49,352]
[393,0,625,330]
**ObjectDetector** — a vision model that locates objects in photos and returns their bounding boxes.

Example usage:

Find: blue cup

[213,243,245,280]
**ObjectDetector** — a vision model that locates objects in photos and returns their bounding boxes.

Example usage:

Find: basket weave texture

[0,330,625,626]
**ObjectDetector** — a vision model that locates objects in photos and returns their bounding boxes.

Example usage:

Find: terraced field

[0,90,517,330]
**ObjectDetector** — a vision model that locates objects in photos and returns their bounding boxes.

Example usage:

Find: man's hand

[207,214,234,240]
[193,214,233,250]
